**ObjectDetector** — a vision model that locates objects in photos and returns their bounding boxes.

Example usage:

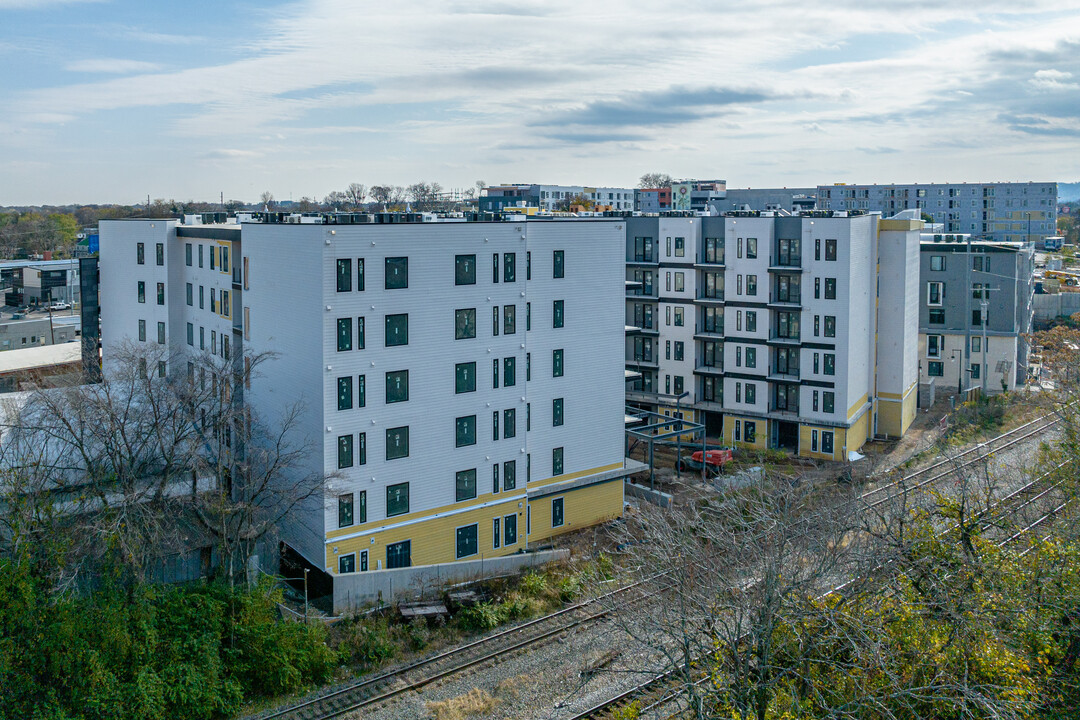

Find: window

[456,308,476,339]
[746,311,757,333]
[553,398,564,426]
[526,353,531,381]
[198,244,204,268]
[157,361,166,378]
[337,318,353,351]
[492,411,499,441]
[745,383,756,405]
[503,305,516,334]
[666,341,671,361]
[825,238,837,261]
[823,392,835,413]
[138,319,146,342]
[339,554,355,574]
[928,361,944,377]
[503,460,516,491]
[210,246,216,270]
[971,363,981,379]
[456,469,477,502]
[386,540,411,569]
[825,278,836,299]
[386,426,409,460]
[492,306,500,336]
[821,431,834,454]
[456,524,478,558]
[136,242,145,265]
[824,354,835,375]
[745,422,756,444]
[553,300,564,328]
[385,314,408,347]
[456,254,476,285]
[338,435,354,468]
[156,243,164,266]
[824,316,836,337]
[337,376,353,410]
[504,357,516,387]
[552,497,564,527]
[456,415,476,447]
[492,359,500,388]
[928,281,943,306]
[186,283,193,306]
[199,286,204,309]
[746,237,758,259]
[927,335,944,358]
[746,275,757,296]
[815,238,821,261]
[199,327,204,349]
[184,322,193,346]
[929,309,945,324]
[385,257,408,289]
[504,408,516,439]
[504,513,518,546]
[674,341,684,362]
[931,255,946,271]
[156,283,165,305]
[137,281,146,304]
[972,309,984,326]
[339,493,362,528]
[553,250,564,278]
[971,336,981,353]
[157,322,165,345]
[674,375,684,394]
[553,349,564,377]
[210,288,217,314]
[527,251,531,280]
[386,483,409,517]
[503,252,516,282]
[553,447,564,475]
[675,272,684,292]
[493,518,501,549]
[674,237,685,257]
[674,307,684,326]
[745,347,756,368]
[456,362,476,393]
[385,370,407,403]
[336,259,352,292]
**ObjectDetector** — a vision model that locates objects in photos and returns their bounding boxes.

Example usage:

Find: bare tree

[639,172,673,189]
[369,185,392,211]
[406,181,444,212]
[323,191,348,211]
[345,182,366,209]
[259,191,275,209]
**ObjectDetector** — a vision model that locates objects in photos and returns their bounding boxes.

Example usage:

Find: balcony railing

[696,292,724,302]
[769,332,801,343]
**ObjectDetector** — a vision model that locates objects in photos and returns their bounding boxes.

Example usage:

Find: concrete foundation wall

[332,548,570,613]
[1034,292,1080,322]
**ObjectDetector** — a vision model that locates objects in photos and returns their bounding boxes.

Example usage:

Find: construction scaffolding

[624,406,707,490]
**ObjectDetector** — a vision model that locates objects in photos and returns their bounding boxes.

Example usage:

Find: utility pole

[963,237,971,396]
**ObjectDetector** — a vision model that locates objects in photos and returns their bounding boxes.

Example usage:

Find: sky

[1,0,1079,206]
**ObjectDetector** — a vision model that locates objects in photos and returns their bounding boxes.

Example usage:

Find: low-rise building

[480,184,635,213]
[711,188,817,214]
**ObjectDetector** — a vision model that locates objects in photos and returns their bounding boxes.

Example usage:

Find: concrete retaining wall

[624,481,673,508]
[1034,292,1080,322]
[332,549,570,613]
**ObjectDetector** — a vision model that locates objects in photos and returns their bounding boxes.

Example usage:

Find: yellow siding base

[527,478,624,545]
[722,414,768,451]
[878,385,917,438]
[798,425,848,461]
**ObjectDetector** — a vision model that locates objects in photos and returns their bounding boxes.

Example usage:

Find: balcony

[694,329,724,340]
[769,405,800,417]
[768,295,802,309]
[768,262,804,273]
[626,286,658,300]
[693,363,724,376]
[767,368,800,382]
[695,293,724,305]
[626,356,659,369]
[627,255,659,266]
[768,333,801,345]
[694,260,725,269]
[627,323,660,336]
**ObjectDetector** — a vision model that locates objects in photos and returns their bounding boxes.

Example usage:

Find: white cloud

[1029,68,1079,91]
[65,58,162,74]
[199,149,262,159]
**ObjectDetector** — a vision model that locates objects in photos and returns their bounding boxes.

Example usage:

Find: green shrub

[556,575,582,602]
[455,602,507,632]
[340,617,397,668]
[519,572,548,598]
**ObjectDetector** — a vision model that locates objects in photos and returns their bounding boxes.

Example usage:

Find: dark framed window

[456,308,476,339]
[156,282,165,305]
[825,278,836,299]
[339,493,354,527]
[138,319,146,341]
[823,392,835,413]
[745,421,756,443]
[825,238,837,261]
[456,524,478,558]
[971,363,981,379]
[931,255,945,271]
[337,318,353,351]
[338,435,354,468]
[456,254,476,285]
[492,306,500,336]
[385,370,408,403]
[492,359,499,388]
[503,253,516,282]
[385,257,408,289]
[553,447,564,475]
[456,415,476,447]
[503,460,516,490]
[456,362,476,393]
[386,426,409,460]
[492,253,499,283]
[198,244,204,268]
[492,465,500,494]
[552,497,564,527]
[386,483,409,517]
[822,432,834,454]
[157,322,165,345]
[746,237,757,259]
[503,305,516,334]
[337,376,353,410]
[553,349,564,377]
[504,357,516,387]
[504,513,517,545]
[527,251,531,280]
[746,275,757,296]
[526,353,531,381]
[492,411,499,441]
[386,540,411,569]
[824,316,836,337]
[553,250,564,278]
[824,354,835,376]
[527,302,531,331]
[185,243,192,266]
[553,300,564,328]
[339,554,355,573]
[186,323,193,346]
[358,375,367,407]
[553,398,564,426]
[336,258,352,292]
[186,283,193,306]
[136,242,145,265]
[156,243,164,266]
[357,259,365,291]
[358,433,367,465]
[385,313,408,347]
[494,517,502,548]
[357,317,366,349]
[928,361,944,377]
[504,408,516,439]
[456,469,477,502]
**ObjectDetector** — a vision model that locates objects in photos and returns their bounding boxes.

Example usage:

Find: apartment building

[625,210,922,460]
[918,235,1035,394]
[817,182,1058,243]
[480,184,635,213]
[710,188,817,214]
[99,215,629,585]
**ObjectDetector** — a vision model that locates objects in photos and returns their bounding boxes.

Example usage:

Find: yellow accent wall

[847,393,868,421]
[527,461,624,489]
[847,409,871,454]
[878,383,917,437]
[722,414,768,451]
[526,479,624,545]
[879,219,924,231]
[798,425,848,461]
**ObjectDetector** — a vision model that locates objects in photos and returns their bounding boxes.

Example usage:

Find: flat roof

[0,343,81,374]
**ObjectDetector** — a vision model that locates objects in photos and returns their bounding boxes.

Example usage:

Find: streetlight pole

[952,349,963,399]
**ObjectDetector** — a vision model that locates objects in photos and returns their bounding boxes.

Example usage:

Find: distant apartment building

[711,188,817,214]
[1,259,81,307]
[480,184,635,213]
[634,188,672,213]
[625,211,922,459]
[918,235,1034,394]
[99,215,630,592]
[817,182,1058,243]
[0,316,80,350]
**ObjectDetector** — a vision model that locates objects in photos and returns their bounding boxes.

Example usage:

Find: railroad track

[567,457,1077,720]
[251,574,666,720]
